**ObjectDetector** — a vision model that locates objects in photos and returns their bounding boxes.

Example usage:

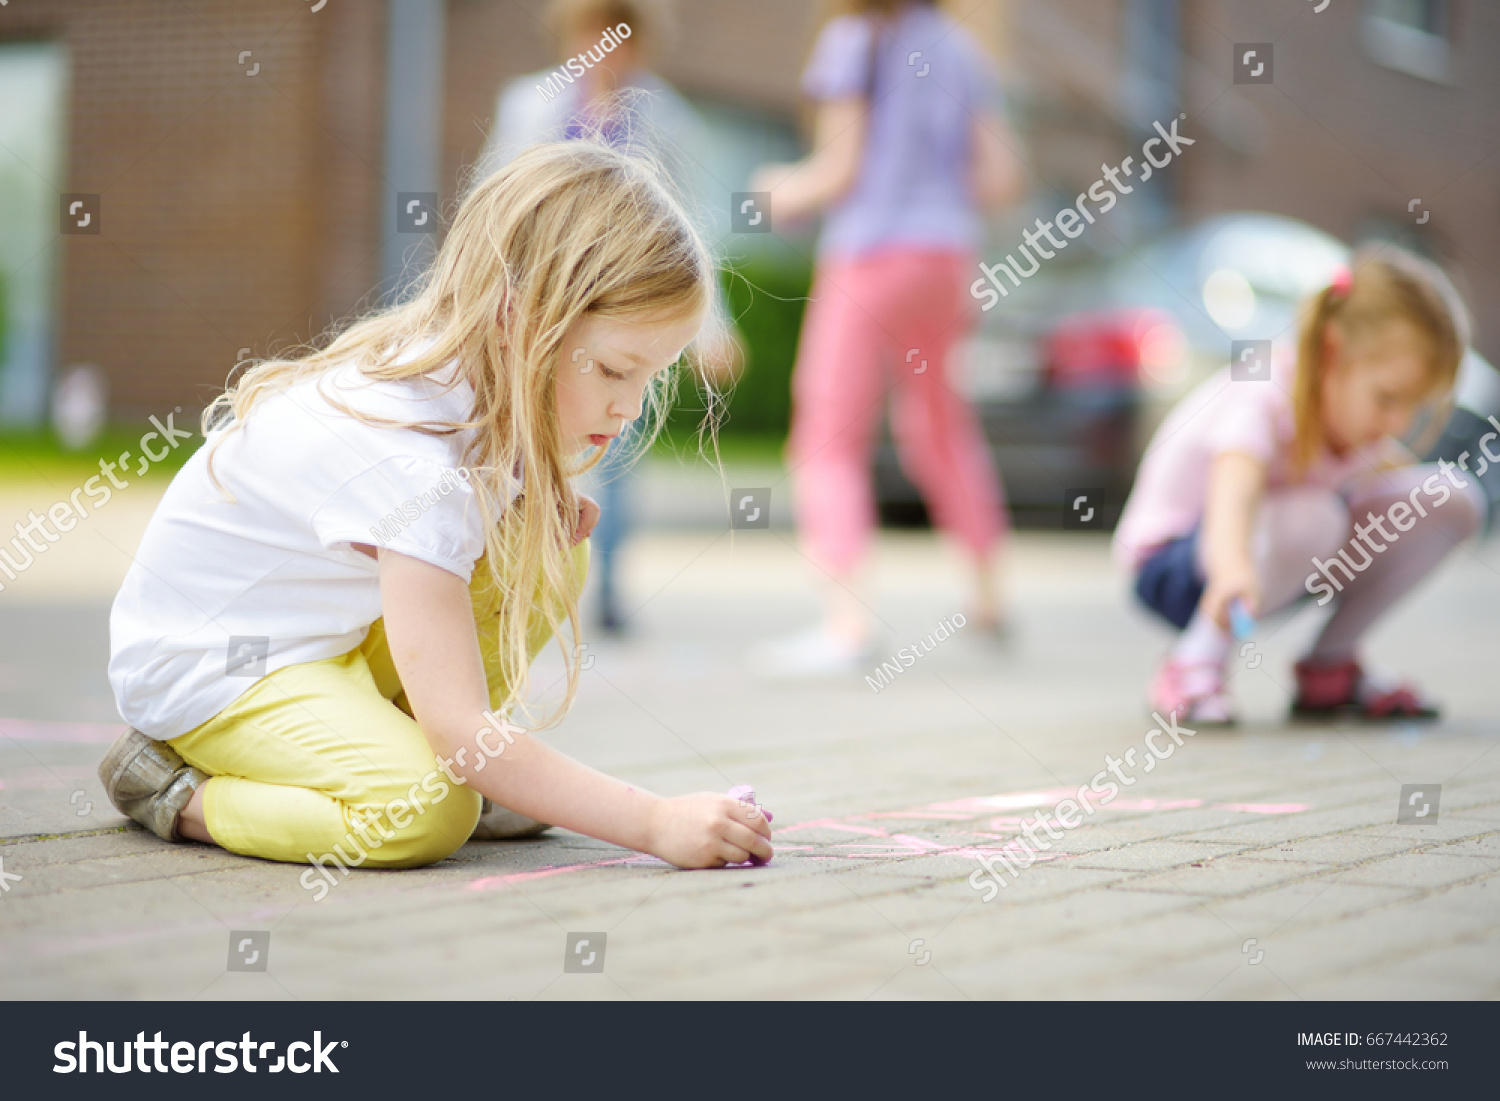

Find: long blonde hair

[1292,244,1469,474]
[203,139,715,727]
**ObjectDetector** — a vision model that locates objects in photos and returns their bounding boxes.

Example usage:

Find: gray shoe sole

[97,727,209,842]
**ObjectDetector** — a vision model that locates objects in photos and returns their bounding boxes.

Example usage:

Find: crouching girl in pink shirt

[1114,246,1483,724]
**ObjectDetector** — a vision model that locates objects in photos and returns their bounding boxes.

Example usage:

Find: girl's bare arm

[749,97,867,222]
[377,549,772,868]
[1199,451,1268,627]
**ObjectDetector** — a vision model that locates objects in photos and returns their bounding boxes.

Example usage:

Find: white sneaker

[748,627,873,680]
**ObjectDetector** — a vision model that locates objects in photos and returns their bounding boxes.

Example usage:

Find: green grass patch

[650,430,786,467]
[664,255,813,443]
[0,427,200,487]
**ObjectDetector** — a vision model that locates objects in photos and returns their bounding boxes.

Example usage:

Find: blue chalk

[1228,599,1256,641]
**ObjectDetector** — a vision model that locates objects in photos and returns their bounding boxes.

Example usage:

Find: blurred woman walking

[751,0,1021,675]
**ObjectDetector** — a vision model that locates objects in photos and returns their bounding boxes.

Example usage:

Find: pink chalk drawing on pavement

[463,785,1313,892]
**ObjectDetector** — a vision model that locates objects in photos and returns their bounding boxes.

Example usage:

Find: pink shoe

[1150,659,1236,726]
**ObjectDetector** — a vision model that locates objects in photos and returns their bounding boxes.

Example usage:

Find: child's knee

[350,780,482,869]
[398,784,483,866]
[1268,487,1349,560]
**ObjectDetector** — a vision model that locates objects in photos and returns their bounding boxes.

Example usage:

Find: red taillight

[1044,308,1182,389]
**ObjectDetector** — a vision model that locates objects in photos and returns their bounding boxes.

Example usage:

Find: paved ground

[1,466,1498,1000]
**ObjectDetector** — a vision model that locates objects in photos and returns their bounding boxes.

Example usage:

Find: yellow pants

[170,542,588,870]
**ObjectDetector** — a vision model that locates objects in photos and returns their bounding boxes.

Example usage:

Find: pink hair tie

[1330,266,1353,298]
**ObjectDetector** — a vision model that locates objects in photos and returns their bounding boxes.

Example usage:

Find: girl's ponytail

[1290,244,1469,476]
[1291,282,1345,475]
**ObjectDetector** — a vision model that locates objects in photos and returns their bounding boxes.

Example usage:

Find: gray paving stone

[4,525,1498,998]
[1446,801,1500,822]
[1070,840,1248,872]
[938,948,1148,999]
[1423,832,1500,859]
[1114,857,1335,898]
[1196,879,1417,934]
[1232,830,1437,865]
[1054,908,1251,965]
[1336,849,1500,890]
[1240,902,1499,989]
[1294,972,1491,1000]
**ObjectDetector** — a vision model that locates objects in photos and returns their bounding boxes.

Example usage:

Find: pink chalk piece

[728,783,774,866]
[726,783,773,823]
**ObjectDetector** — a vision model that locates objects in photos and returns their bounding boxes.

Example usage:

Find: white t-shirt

[109,354,511,740]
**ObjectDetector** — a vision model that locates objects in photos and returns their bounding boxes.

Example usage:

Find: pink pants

[787,248,1006,575]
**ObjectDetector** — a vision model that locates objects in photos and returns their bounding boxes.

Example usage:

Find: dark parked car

[876,213,1500,530]
[874,307,1174,528]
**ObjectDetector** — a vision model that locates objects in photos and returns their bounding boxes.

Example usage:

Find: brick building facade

[2,0,386,421]
[1178,0,1499,348]
[0,0,1494,423]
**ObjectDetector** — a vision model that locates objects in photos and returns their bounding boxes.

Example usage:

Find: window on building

[1362,0,1453,83]
[0,41,68,426]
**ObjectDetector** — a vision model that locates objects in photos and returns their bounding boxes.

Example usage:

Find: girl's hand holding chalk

[1200,559,1260,638]
[645,789,773,869]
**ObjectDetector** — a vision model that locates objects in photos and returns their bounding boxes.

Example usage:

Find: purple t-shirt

[802,5,1002,259]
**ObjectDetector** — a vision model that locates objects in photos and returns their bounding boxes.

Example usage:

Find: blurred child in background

[750,0,1022,675]
[1116,246,1484,724]
[477,0,740,635]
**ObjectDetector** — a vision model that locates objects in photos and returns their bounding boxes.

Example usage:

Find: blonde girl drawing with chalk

[100,140,773,876]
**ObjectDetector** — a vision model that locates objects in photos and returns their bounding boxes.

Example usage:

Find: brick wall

[8,0,1494,426]
[1179,0,1500,360]
[2,0,384,423]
